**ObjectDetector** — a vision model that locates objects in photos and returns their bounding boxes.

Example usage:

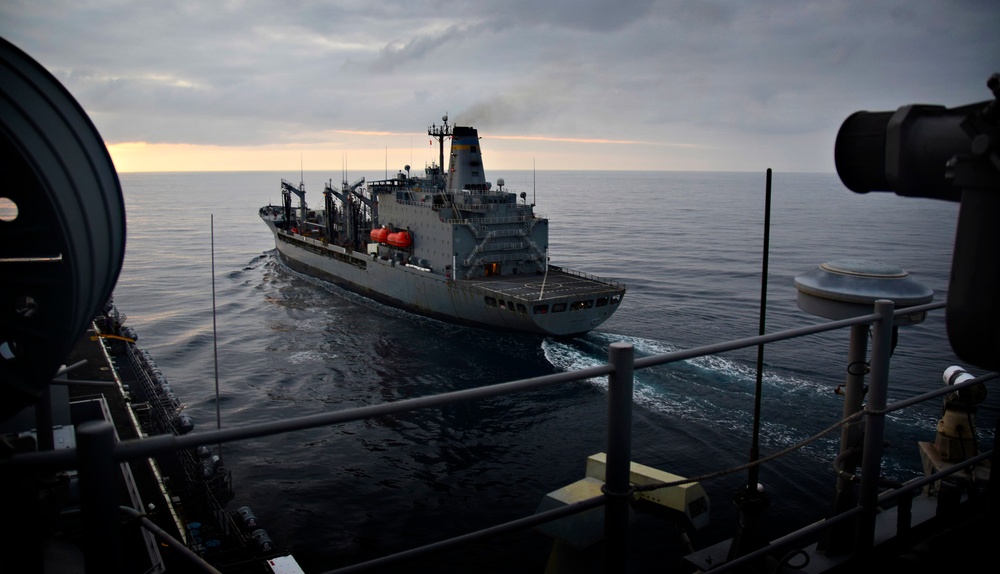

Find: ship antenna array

[428,113,452,175]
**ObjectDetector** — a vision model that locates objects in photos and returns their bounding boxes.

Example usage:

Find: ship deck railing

[6,299,998,573]
[547,264,626,290]
[388,196,535,215]
[443,213,544,225]
[466,251,542,267]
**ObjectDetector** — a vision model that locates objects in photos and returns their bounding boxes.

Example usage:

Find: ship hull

[268,226,622,337]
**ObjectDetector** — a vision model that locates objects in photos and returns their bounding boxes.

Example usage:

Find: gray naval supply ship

[260,116,625,336]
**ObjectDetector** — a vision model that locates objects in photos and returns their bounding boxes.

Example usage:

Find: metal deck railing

[4,298,997,573]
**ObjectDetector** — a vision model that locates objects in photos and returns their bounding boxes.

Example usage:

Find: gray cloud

[2,0,998,171]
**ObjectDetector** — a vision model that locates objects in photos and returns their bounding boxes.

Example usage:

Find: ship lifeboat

[370,227,389,243]
[387,230,413,248]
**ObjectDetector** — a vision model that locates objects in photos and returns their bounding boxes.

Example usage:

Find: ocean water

[110,170,995,572]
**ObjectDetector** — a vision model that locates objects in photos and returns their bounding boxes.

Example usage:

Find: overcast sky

[2,1,998,173]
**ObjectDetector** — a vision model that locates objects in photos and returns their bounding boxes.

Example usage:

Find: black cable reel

[0,37,126,422]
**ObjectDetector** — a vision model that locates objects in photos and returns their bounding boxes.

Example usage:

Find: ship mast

[428,113,451,182]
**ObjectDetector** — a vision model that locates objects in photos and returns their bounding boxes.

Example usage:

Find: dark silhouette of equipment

[835,74,1000,371]
[0,38,126,422]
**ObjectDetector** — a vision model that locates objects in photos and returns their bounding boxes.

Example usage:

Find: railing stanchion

[605,342,634,573]
[820,323,870,554]
[76,420,123,573]
[856,299,895,550]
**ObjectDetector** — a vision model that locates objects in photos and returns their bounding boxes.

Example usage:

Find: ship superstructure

[260,116,625,336]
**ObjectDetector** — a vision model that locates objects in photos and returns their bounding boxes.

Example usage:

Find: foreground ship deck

[6,298,996,574]
[1,303,303,573]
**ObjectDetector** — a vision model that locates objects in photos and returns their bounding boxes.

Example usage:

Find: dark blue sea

[110,170,996,573]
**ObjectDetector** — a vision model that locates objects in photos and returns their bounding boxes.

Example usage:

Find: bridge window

[533,304,549,315]
[516,304,527,314]
[596,297,609,307]
[485,296,497,307]
[551,303,567,313]
[570,300,594,311]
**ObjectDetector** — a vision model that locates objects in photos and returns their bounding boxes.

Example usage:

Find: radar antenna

[428,113,452,181]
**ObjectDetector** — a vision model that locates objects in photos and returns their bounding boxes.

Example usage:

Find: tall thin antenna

[727,168,772,560]
[533,158,536,206]
[300,153,304,186]
[210,214,223,457]
[749,167,772,490]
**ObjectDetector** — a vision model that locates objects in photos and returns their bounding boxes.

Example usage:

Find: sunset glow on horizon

[106,134,716,174]
[6,2,994,177]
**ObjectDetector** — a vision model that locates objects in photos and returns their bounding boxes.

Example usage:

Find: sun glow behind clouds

[107,142,323,173]
[107,141,449,173]
[487,134,703,148]
[3,1,995,175]
[106,134,708,173]
[108,141,436,173]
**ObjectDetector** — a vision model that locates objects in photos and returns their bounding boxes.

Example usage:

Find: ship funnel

[446,126,489,192]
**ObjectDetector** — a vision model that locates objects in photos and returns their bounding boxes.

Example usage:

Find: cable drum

[0,37,126,421]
